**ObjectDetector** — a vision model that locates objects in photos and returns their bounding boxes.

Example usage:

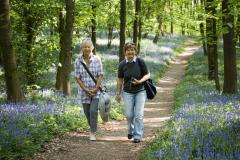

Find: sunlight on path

[32,40,200,160]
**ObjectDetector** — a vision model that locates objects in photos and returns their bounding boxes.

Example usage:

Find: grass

[140,47,240,160]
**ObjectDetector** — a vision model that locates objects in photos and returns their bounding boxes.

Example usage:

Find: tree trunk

[142,6,151,38]
[205,0,215,80]
[153,16,162,43]
[199,23,207,56]
[23,0,38,86]
[212,16,220,91]
[55,9,65,91]
[133,0,140,48]
[107,3,117,48]
[237,10,240,46]
[153,32,159,44]
[0,51,2,66]
[199,0,207,56]
[162,25,166,36]
[0,0,24,102]
[222,0,237,94]
[170,22,173,34]
[138,6,142,54]
[91,2,97,54]
[119,0,126,62]
[107,26,113,48]
[181,23,185,35]
[169,0,174,34]
[205,0,220,90]
[60,0,75,96]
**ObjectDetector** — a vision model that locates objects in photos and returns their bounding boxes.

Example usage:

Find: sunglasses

[125,42,135,46]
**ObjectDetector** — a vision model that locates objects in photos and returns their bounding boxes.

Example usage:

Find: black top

[118,57,149,93]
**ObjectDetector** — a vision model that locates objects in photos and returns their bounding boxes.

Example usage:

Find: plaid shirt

[75,55,103,104]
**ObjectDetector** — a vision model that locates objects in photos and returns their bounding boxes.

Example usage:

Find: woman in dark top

[115,42,150,143]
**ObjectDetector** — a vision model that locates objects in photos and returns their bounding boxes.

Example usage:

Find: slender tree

[0,51,2,66]
[169,0,174,34]
[153,15,163,43]
[91,1,97,54]
[213,15,220,92]
[153,0,165,43]
[237,3,240,46]
[0,0,24,102]
[133,0,140,50]
[205,0,215,80]
[107,2,118,48]
[137,0,142,54]
[119,0,126,62]
[199,22,207,56]
[55,8,65,91]
[141,5,152,38]
[205,0,220,91]
[199,0,207,56]
[180,5,185,35]
[222,0,237,93]
[22,0,44,86]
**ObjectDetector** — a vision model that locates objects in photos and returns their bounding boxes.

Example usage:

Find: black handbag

[137,58,157,99]
[144,79,157,99]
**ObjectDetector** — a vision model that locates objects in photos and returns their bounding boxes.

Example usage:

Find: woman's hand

[84,88,97,97]
[131,78,142,85]
[131,73,150,85]
[91,88,99,94]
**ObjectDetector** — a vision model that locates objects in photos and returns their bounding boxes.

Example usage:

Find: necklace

[83,56,91,64]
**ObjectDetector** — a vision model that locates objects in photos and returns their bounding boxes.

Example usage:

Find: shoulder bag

[137,58,157,100]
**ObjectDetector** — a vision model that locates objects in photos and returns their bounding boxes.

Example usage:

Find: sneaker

[89,132,96,141]
[128,134,133,139]
[133,139,140,143]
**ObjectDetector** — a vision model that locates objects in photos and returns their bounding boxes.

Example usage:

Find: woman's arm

[91,57,104,94]
[91,74,103,94]
[76,78,93,96]
[76,78,87,91]
[132,72,150,84]
[116,78,123,95]
[115,78,123,103]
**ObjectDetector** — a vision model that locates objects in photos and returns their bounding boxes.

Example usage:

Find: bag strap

[136,57,145,77]
[80,61,103,92]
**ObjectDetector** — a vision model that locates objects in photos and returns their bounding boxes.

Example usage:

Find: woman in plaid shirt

[75,39,103,141]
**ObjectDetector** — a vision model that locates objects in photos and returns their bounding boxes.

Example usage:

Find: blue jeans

[123,90,146,140]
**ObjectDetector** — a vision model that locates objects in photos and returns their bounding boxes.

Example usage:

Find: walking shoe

[133,139,140,143]
[128,134,133,139]
[89,132,96,141]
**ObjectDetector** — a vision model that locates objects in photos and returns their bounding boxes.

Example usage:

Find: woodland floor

[31,39,200,160]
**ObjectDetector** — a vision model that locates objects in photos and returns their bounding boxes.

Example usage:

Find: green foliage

[109,99,125,121]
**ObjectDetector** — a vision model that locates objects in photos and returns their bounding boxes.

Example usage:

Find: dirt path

[33,40,199,160]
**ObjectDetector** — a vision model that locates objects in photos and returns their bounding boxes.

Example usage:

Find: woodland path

[32,40,200,160]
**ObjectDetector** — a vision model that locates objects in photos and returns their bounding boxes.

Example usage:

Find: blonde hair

[80,38,94,51]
